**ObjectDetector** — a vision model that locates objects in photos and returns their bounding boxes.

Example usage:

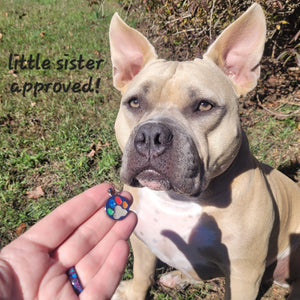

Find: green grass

[0,1,298,299]
[243,106,299,169]
[0,0,124,247]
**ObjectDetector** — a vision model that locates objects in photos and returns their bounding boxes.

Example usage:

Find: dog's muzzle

[120,119,206,196]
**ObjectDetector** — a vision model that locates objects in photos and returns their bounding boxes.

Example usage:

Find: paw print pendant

[105,188,130,221]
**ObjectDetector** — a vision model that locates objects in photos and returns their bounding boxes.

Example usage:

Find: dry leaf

[96,141,109,151]
[278,20,289,25]
[40,31,46,38]
[15,223,26,236]
[93,49,101,56]
[87,140,110,158]
[26,185,44,199]
[87,149,96,158]
[8,69,17,78]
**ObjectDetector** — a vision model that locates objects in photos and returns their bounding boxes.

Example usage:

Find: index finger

[24,183,133,250]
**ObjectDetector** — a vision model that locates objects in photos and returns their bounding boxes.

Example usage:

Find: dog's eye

[197,100,213,112]
[128,97,140,109]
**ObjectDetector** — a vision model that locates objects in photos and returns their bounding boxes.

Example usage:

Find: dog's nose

[134,123,173,158]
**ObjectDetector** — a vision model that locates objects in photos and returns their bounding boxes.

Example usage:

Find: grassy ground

[0,0,298,299]
[0,0,125,247]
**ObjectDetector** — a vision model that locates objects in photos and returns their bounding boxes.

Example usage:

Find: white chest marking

[135,188,216,275]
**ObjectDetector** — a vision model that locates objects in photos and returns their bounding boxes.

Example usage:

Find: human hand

[0,183,137,300]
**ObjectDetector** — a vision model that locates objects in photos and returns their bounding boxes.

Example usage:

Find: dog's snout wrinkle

[134,123,173,159]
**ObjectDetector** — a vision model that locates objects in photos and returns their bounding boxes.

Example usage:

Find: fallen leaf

[96,141,109,151]
[278,20,289,25]
[26,185,44,199]
[8,69,17,78]
[15,223,26,236]
[88,140,110,157]
[40,31,46,38]
[93,49,101,56]
[87,149,96,158]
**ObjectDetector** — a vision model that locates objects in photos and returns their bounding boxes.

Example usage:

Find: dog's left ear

[204,3,266,96]
[109,13,157,92]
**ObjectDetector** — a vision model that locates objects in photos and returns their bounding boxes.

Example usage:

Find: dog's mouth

[121,119,205,196]
[135,168,171,191]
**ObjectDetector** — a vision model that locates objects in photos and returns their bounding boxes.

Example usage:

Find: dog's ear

[204,3,266,96]
[109,13,157,92]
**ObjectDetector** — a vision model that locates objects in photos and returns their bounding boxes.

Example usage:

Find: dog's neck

[197,131,258,207]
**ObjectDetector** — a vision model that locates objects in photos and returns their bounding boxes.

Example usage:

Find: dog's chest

[135,188,217,275]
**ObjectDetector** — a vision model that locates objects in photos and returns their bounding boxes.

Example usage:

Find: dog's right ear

[204,3,266,96]
[109,13,157,92]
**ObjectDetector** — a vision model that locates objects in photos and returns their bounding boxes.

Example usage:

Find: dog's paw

[111,280,147,300]
[111,281,127,300]
[159,270,196,290]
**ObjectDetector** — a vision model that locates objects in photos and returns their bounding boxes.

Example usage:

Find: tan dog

[109,4,300,299]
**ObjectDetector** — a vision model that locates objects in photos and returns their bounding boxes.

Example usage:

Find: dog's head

[109,4,266,196]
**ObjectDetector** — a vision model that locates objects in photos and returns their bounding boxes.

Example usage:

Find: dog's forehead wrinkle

[128,81,152,95]
[146,59,179,76]
[159,61,230,106]
[142,81,152,94]
[187,87,216,104]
